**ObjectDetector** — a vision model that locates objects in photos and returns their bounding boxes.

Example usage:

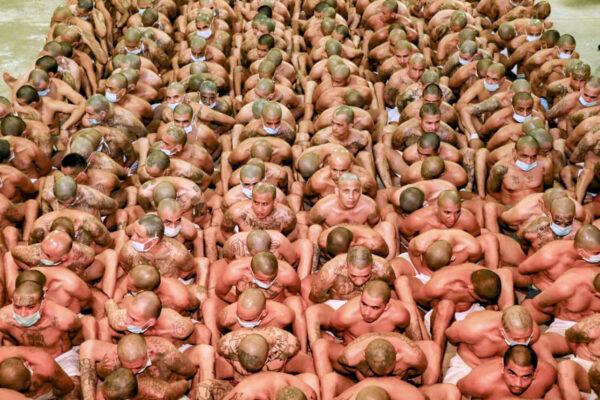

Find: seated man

[557,313,600,400]
[457,345,560,399]
[444,305,540,384]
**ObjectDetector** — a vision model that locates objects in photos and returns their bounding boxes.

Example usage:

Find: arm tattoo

[80,358,97,400]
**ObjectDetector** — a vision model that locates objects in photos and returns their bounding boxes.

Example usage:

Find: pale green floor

[0,0,598,97]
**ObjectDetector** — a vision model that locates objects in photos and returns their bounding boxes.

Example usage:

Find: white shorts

[324,299,347,310]
[386,106,400,123]
[545,318,576,336]
[567,355,594,372]
[179,277,195,285]
[178,343,193,353]
[399,252,431,284]
[35,391,55,400]
[55,346,80,377]
[443,354,472,385]
[424,303,485,335]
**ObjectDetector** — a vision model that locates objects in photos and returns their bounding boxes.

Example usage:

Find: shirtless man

[0,346,74,399]
[414,264,514,353]
[528,265,600,366]
[457,345,560,399]
[309,174,396,257]
[557,313,600,399]
[0,281,82,378]
[444,305,540,384]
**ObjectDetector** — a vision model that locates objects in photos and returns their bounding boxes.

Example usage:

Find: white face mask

[167,102,180,111]
[191,54,206,62]
[501,328,532,347]
[131,238,156,253]
[252,276,276,289]
[483,80,499,92]
[161,147,176,156]
[550,222,572,237]
[242,187,253,199]
[526,34,541,42]
[184,124,193,134]
[515,159,537,172]
[138,8,147,15]
[126,322,149,334]
[164,225,181,237]
[263,125,280,135]
[458,56,470,66]
[40,258,61,266]
[37,88,50,97]
[105,91,119,103]
[583,252,600,263]
[135,355,152,374]
[237,316,261,328]
[513,112,531,123]
[558,51,572,59]
[207,101,217,109]
[13,310,41,327]
[579,95,598,108]
[127,45,143,55]
[80,14,90,21]
[196,28,212,39]
[88,118,100,126]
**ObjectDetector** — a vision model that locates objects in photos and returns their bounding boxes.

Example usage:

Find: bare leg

[284,295,308,353]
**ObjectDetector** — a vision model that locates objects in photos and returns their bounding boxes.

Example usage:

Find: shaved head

[356,386,391,400]
[247,230,272,254]
[0,358,31,392]
[421,156,445,179]
[117,334,147,363]
[275,386,307,400]
[365,339,396,376]
[129,265,161,291]
[251,252,278,278]
[501,305,533,333]
[424,240,452,270]
[238,334,269,372]
[326,226,354,256]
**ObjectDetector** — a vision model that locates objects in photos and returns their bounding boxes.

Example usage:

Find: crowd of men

[0,0,599,397]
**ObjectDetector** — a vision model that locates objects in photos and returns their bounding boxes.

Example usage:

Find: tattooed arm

[137,376,191,400]
[308,262,337,303]
[104,299,128,331]
[79,357,97,400]
[83,186,118,214]
[195,379,233,400]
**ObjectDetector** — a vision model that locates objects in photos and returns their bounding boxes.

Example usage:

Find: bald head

[251,251,278,278]
[356,386,391,400]
[250,139,273,161]
[421,156,445,179]
[437,190,460,207]
[238,334,269,372]
[551,197,575,218]
[129,265,161,291]
[501,305,533,334]
[101,368,137,400]
[153,181,176,205]
[275,386,308,400]
[347,246,373,269]
[399,187,424,213]
[327,226,354,256]
[363,280,391,304]
[424,240,452,270]
[16,270,46,289]
[471,270,501,303]
[247,230,272,254]
[131,290,162,319]
[53,176,77,202]
[575,225,600,251]
[117,334,147,363]
[0,358,31,392]
[365,339,396,376]
[297,152,320,179]
[41,231,73,259]
[237,288,266,318]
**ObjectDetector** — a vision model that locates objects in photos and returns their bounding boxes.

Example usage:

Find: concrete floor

[0,0,598,97]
